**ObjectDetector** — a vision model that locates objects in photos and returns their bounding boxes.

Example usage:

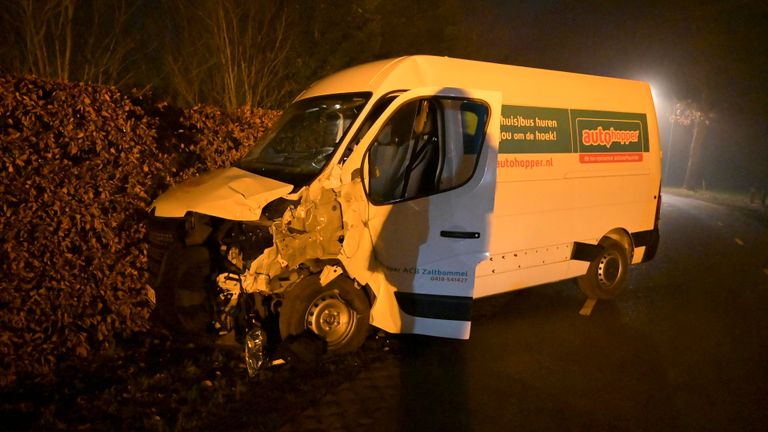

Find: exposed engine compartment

[147,178,368,370]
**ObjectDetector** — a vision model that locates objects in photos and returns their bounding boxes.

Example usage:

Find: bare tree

[162,0,292,110]
[667,99,712,191]
[207,0,292,109]
[0,0,465,110]
[682,108,712,191]
[17,0,75,80]
[6,0,135,85]
[238,3,291,108]
[79,1,137,86]
[160,0,216,106]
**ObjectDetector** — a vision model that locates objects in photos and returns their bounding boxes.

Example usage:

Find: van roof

[297,55,654,114]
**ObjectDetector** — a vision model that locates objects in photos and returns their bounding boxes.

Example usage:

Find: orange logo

[581,127,639,149]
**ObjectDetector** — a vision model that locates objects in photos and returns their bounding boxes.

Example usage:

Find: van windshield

[237,93,371,186]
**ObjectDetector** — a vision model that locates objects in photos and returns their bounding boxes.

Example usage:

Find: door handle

[440,230,481,239]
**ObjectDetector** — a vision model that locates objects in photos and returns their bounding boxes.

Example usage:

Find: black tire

[279,274,370,353]
[172,283,214,334]
[154,281,214,337]
[153,247,214,336]
[577,238,630,299]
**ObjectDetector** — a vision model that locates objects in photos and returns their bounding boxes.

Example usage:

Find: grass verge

[663,186,767,225]
[663,187,766,208]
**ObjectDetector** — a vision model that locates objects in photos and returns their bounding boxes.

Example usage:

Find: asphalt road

[280,194,768,432]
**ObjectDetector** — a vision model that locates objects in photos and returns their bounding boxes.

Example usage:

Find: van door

[354,87,500,338]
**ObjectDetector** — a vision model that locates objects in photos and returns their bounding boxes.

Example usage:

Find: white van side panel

[474,91,659,298]
[475,261,576,298]
[299,55,660,331]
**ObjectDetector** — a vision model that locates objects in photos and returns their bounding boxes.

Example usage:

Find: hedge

[0,75,279,386]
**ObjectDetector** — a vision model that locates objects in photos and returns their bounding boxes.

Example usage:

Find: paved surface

[280,194,768,431]
[279,356,401,432]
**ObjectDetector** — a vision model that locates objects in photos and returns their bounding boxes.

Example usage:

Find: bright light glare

[650,85,661,103]
[642,79,668,116]
[645,80,663,104]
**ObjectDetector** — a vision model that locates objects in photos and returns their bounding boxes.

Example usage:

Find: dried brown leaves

[0,75,279,386]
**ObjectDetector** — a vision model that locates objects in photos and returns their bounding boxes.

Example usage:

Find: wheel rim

[305,291,357,350]
[597,253,622,288]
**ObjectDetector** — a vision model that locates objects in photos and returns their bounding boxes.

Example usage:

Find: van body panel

[151,167,294,220]
[148,55,660,346]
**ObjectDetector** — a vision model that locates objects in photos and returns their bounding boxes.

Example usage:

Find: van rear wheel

[279,274,370,353]
[577,238,629,299]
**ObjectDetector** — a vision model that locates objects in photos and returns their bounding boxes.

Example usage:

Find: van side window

[367,97,488,204]
[441,100,488,190]
[341,93,400,163]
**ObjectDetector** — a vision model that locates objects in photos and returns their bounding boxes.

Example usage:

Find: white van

[148,55,661,353]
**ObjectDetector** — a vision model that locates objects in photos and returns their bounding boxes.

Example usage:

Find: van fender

[573,228,634,263]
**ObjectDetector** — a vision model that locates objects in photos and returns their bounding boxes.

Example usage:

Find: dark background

[1,0,765,189]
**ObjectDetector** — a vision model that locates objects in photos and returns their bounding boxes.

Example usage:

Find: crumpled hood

[150,167,294,220]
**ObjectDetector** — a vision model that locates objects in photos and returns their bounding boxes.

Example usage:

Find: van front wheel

[279,274,370,353]
[577,238,629,299]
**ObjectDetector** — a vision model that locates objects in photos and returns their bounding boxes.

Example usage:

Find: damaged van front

[147,56,503,365]
[147,92,374,355]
